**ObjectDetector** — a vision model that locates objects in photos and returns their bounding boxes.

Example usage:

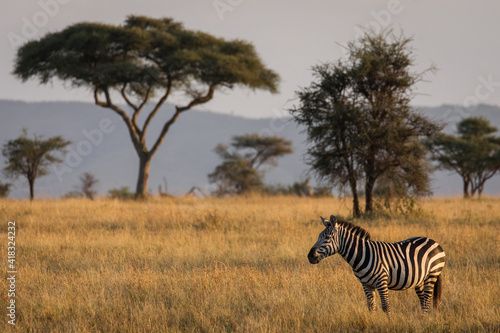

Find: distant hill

[1,100,499,199]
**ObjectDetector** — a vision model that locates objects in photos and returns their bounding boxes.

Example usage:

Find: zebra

[307,215,446,314]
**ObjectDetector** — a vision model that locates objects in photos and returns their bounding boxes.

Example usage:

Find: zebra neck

[338,230,370,268]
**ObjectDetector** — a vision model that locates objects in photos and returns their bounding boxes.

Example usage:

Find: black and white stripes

[308,215,446,314]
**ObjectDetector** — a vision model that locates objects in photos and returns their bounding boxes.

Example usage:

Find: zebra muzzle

[308,248,320,264]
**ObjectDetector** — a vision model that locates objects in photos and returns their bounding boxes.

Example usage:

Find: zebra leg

[362,284,376,311]
[376,283,391,315]
[418,276,437,313]
[415,283,427,312]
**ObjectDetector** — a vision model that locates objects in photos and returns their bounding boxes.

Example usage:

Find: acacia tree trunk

[463,176,470,199]
[28,178,34,201]
[364,149,376,214]
[365,178,375,214]
[136,154,152,199]
[352,189,361,218]
[349,177,360,218]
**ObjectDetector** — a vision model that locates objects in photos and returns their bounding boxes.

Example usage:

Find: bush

[264,178,333,197]
[62,191,84,199]
[108,187,134,200]
[0,181,11,198]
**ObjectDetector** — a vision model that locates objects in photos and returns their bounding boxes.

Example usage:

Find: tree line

[2,17,500,215]
[3,115,499,204]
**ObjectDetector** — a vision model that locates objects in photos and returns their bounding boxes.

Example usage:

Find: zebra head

[308,215,339,264]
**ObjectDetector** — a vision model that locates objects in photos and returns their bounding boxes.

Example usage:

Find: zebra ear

[320,216,331,227]
[330,215,338,227]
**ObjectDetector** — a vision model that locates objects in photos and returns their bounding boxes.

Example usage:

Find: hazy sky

[1,0,499,118]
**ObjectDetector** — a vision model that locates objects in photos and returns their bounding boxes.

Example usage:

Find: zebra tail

[433,274,442,310]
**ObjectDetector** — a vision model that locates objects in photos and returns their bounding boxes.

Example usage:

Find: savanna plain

[0,196,499,332]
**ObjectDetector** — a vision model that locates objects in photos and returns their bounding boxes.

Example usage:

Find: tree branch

[251,150,267,170]
[133,88,152,137]
[120,83,147,137]
[148,108,182,158]
[176,84,216,112]
[149,84,216,157]
[141,77,172,142]
[121,83,139,111]
[93,88,107,107]
[94,87,143,155]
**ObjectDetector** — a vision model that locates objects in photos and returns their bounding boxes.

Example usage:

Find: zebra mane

[337,220,371,241]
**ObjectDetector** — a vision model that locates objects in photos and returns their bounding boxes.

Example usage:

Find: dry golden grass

[0,196,499,332]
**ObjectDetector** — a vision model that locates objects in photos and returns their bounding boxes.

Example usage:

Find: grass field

[0,196,499,332]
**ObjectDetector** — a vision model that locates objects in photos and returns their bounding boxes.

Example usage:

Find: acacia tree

[209,134,292,195]
[2,129,70,200]
[13,16,279,199]
[291,30,439,216]
[429,117,500,198]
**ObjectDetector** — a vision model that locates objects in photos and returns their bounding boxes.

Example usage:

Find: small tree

[290,29,439,217]
[79,172,99,199]
[209,134,292,196]
[0,181,11,198]
[209,156,262,195]
[2,129,70,200]
[428,117,500,198]
[14,16,279,199]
